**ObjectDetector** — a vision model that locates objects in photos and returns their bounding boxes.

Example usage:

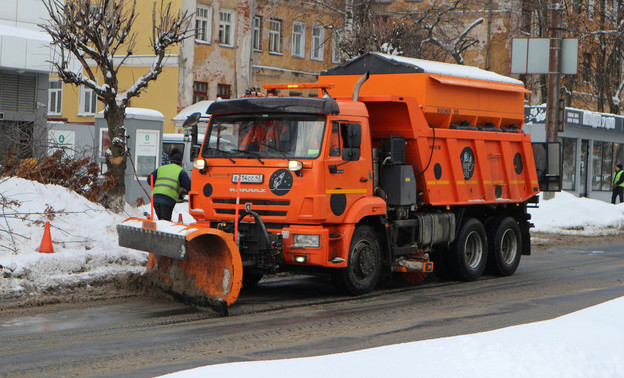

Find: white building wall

[0,0,51,73]
[0,0,48,30]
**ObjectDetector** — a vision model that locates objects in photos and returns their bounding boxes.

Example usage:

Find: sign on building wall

[525,106,624,132]
[135,129,160,177]
[48,130,75,158]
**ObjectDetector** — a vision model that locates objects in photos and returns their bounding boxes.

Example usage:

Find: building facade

[0,0,51,158]
[47,0,343,134]
[525,105,624,202]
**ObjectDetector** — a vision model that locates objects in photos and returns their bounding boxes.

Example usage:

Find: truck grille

[212,198,290,217]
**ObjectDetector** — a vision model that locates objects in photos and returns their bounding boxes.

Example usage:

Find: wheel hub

[354,242,376,278]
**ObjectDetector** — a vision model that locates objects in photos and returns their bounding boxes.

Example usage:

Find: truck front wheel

[447,218,487,281]
[336,225,382,295]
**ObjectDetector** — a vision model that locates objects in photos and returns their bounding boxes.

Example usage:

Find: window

[560,137,577,190]
[311,26,324,61]
[269,19,282,53]
[591,141,617,191]
[163,142,185,165]
[588,0,595,20]
[79,85,97,115]
[217,84,231,99]
[193,81,208,103]
[253,16,262,51]
[195,6,212,43]
[203,114,325,159]
[219,10,234,47]
[292,22,305,58]
[48,79,63,115]
[329,123,340,157]
[615,143,624,169]
[603,142,613,189]
[592,141,603,190]
[0,73,36,113]
[332,33,343,63]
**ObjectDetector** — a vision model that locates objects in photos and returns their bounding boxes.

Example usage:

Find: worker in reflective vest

[147,153,191,221]
[612,163,624,204]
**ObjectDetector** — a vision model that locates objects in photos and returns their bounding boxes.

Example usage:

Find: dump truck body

[118,53,548,312]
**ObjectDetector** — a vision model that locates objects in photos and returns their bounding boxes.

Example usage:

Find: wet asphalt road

[1,241,624,377]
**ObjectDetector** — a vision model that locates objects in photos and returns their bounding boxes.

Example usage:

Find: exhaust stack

[352,71,370,101]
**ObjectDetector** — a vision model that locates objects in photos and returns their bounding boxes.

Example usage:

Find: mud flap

[117,218,243,315]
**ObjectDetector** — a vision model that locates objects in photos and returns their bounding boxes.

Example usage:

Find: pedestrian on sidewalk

[611,163,624,204]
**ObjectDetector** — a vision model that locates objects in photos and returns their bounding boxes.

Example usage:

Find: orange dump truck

[118,53,557,314]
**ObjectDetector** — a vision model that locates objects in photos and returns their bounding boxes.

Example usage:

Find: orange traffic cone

[38,221,54,253]
[178,213,184,224]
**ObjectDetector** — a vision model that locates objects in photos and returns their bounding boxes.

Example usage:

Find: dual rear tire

[486,216,522,276]
[336,216,521,291]
[446,218,488,281]
[443,216,522,281]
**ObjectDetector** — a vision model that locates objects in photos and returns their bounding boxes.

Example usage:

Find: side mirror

[532,142,562,192]
[191,123,198,147]
[347,123,361,148]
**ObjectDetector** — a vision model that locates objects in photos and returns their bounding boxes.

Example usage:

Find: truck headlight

[293,234,320,248]
[288,160,303,172]
[193,159,206,170]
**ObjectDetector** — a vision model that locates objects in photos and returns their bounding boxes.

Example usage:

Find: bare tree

[520,0,624,114]
[314,0,485,64]
[39,0,192,211]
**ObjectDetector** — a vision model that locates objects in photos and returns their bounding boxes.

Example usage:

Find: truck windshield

[202,114,326,159]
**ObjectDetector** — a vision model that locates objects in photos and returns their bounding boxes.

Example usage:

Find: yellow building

[49,0,342,134]
[47,1,181,133]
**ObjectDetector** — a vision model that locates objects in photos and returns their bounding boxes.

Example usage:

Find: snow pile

[1,177,623,377]
[529,191,624,234]
[0,177,147,298]
[162,296,624,378]
[1,176,624,299]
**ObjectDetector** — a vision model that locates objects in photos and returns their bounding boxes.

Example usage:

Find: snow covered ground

[164,296,624,378]
[1,177,624,377]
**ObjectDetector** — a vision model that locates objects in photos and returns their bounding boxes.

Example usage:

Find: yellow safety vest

[153,164,183,201]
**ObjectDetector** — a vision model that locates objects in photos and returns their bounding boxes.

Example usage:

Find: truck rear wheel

[447,218,487,281]
[336,225,382,295]
[486,216,522,276]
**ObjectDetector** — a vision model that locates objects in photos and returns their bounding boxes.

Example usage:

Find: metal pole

[545,1,563,143]
[485,0,493,70]
[249,0,256,91]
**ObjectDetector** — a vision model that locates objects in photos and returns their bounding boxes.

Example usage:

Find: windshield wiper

[203,147,236,163]
[233,149,265,164]
[260,142,288,158]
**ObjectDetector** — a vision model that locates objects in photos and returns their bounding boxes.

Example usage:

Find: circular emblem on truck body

[460,147,475,180]
[269,169,293,196]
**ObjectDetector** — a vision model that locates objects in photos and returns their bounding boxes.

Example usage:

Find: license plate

[232,174,263,184]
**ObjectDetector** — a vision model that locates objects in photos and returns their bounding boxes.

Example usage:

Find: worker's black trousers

[154,203,174,221]
[612,187,624,204]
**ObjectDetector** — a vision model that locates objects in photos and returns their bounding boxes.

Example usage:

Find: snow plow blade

[117,218,242,315]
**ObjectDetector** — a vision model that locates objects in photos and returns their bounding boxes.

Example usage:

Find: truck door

[324,121,370,219]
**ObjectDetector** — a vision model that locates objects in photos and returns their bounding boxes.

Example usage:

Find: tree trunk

[103,104,127,212]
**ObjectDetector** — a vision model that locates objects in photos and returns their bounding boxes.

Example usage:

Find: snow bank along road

[1,237,624,377]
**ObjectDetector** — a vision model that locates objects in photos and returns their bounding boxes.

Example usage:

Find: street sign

[511,38,578,75]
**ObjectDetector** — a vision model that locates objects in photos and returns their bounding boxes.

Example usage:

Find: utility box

[94,108,164,206]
